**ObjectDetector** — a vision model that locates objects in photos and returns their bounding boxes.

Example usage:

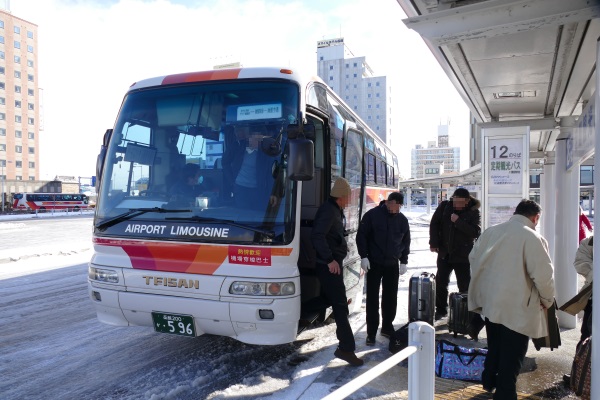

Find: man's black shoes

[334,348,364,366]
[380,328,394,338]
[365,335,376,346]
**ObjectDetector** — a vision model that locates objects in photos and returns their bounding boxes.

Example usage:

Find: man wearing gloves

[357,192,411,345]
[311,177,363,366]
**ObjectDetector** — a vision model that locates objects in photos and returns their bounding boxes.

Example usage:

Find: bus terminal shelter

[396,0,600,396]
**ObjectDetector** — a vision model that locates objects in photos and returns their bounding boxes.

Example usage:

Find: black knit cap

[452,188,470,199]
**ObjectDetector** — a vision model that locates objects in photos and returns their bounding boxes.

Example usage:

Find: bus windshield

[95,80,299,245]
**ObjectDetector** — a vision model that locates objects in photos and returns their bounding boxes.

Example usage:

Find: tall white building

[410,122,460,179]
[316,38,391,147]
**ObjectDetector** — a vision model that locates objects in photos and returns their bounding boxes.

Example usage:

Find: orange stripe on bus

[271,248,293,256]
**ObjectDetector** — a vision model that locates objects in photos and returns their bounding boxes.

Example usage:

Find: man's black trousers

[366,261,399,336]
[435,254,470,313]
[483,319,529,400]
[316,262,355,352]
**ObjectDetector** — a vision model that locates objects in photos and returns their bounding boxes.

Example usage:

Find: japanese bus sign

[488,137,524,194]
[481,126,529,229]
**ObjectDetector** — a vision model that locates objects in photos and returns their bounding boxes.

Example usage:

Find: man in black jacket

[429,188,481,321]
[357,192,411,346]
[311,177,363,366]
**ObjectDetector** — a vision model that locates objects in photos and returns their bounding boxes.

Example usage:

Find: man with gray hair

[468,199,555,399]
[357,192,411,346]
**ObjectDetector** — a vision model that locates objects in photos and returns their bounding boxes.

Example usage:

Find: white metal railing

[322,321,435,400]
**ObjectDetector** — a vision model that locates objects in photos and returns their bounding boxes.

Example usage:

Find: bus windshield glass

[95,80,299,245]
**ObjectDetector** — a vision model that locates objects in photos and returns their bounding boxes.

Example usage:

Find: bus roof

[128,67,307,92]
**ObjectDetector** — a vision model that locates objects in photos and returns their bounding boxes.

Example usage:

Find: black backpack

[389,322,410,354]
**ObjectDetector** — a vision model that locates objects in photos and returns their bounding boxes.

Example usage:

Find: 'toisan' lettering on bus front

[143,275,199,289]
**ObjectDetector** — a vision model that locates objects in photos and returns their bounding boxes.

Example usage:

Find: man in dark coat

[357,192,411,345]
[311,177,363,366]
[429,188,481,321]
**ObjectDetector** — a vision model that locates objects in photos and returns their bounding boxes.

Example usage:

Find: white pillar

[406,188,412,212]
[591,37,600,400]
[540,156,556,263]
[554,118,578,328]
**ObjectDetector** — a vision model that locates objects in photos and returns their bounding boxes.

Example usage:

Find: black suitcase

[409,272,436,325]
[448,292,470,337]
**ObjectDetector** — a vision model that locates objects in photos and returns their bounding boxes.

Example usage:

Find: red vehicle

[12,193,90,212]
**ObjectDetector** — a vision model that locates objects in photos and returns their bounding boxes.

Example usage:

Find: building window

[345,85,349,89]
[14,26,20,34]
[28,89,33,96]
[329,76,333,81]
[28,103,34,110]
[368,94,372,98]
[353,84,357,88]
[29,161,35,168]
[345,96,349,100]
[14,71,21,79]
[353,73,357,78]
[0,36,4,44]
[16,175,22,181]
[0,144,5,151]
[368,105,371,109]
[14,40,20,49]
[368,83,372,87]
[0,20,4,28]
[27,74,33,82]
[319,56,323,61]
[28,147,34,154]
[0,97,4,105]
[329,65,333,70]
[15,160,22,168]
[14,55,20,63]
[14,115,20,123]
[28,132,34,139]
[0,51,4,59]
[15,145,22,153]
[28,117,34,125]
[0,128,5,136]
[29,176,35,181]
[27,31,33,39]
[376,93,380,97]
[0,160,5,167]
[345,74,349,78]
[376,104,380,108]
[27,45,33,53]
[353,63,357,67]
[0,82,4,90]
[368,116,371,120]
[27,59,33,67]
[354,106,357,110]
[15,85,20,93]
[0,112,4,120]
[376,82,380,87]
[345,63,349,68]
[15,130,21,138]
[0,67,4,74]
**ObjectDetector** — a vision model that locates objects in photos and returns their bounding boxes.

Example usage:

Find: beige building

[0,9,40,184]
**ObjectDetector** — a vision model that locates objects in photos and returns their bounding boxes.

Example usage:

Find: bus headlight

[229,281,295,296]
[88,266,119,283]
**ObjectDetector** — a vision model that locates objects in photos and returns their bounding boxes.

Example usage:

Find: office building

[0,8,40,185]
[410,122,460,179]
[316,38,391,147]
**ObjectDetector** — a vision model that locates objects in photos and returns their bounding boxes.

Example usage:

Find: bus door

[298,113,328,322]
[342,125,364,293]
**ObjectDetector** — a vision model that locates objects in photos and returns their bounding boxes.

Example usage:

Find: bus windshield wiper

[166,215,275,238]
[95,207,191,231]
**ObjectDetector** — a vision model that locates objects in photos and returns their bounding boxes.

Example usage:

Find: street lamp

[1,160,12,213]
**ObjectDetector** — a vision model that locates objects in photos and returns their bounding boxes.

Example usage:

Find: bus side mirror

[287,138,314,181]
[96,129,113,192]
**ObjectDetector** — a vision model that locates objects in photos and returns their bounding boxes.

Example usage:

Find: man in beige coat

[468,199,555,400]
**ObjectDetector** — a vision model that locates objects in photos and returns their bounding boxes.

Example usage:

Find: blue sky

[11,0,469,179]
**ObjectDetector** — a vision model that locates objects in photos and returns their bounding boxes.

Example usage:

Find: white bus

[12,192,90,212]
[88,67,399,345]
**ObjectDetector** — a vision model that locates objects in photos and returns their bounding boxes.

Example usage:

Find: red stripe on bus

[162,69,242,85]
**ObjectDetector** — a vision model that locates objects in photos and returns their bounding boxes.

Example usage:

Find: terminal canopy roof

[396,0,600,185]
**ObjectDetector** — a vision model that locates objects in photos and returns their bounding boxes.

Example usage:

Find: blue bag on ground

[435,339,487,381]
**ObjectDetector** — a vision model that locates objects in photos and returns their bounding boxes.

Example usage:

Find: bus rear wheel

[73,206,80,212]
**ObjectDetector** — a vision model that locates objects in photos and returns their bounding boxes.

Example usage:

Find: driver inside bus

[169,163,204,206]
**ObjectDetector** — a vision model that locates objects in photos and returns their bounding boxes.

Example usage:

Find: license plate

[152,312,196,337]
